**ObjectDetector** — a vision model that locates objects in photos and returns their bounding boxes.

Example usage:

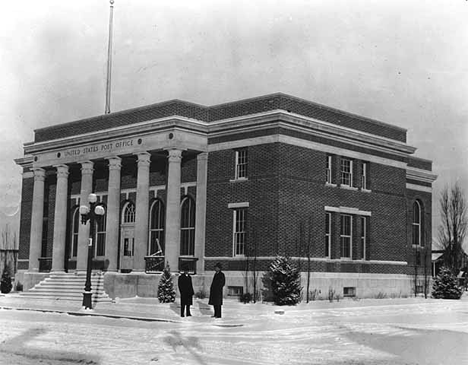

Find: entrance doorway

[120,226,134,272]
[120,202,136,272]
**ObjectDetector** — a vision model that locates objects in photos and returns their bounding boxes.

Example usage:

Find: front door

[120,225,135,272]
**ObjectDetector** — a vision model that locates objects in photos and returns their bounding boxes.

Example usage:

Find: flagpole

[105,0,114,114]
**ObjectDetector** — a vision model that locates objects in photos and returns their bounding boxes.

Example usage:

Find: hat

[214,262,222,269]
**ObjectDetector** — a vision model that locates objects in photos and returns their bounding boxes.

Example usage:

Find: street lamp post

[80,193,105,309]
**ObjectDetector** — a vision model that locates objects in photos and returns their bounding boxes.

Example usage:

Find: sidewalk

[1,292,466,325]
[0,293,244,325]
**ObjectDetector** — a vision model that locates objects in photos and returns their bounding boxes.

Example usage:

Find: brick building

[15,93,436,299]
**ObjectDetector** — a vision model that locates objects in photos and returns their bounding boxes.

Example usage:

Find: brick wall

[204,141,412,274]
[205,144,280,259]
[34,94,406,143]
[405,189,432,269]
[277,143,407,263]
[408,156,432,171]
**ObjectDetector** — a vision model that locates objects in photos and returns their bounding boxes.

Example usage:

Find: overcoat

[178,274,194,306]
[208,271,225,306]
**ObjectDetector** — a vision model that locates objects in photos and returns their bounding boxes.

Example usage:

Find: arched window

[180,197,196,256]
[149,199,165,256]
[123,202,136,224]
[412,201,422,246]
[70,207,80,258]
[95,204,107,257]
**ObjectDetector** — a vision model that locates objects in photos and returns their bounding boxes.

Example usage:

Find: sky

[1,0,467,241]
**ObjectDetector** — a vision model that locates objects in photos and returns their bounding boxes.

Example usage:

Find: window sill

[325,182,337,187]
[340,185,358,191]
[230,178,248,183]
[361,188,372,193]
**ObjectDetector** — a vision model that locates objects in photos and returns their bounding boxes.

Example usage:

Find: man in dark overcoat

[178,265,194,317]
[208,262,225,318]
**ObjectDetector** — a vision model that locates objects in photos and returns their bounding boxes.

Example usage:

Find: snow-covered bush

[0,266,12,294]
[267,256,302,306]
[157,263,176,303]
[432,266,463,299]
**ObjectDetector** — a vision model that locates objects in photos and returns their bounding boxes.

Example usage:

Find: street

[0,298,467,365]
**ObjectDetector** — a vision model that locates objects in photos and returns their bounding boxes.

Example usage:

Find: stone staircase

[21,272,113,303]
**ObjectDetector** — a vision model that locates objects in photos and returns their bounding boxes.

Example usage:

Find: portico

[17,124,208,277]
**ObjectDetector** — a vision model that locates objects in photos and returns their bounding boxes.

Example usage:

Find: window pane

[234,208,247,255]
[124,203,135,223]
[180,198,195,255]
[413,202,420,223]
[341,159,352,186]
[236,149,248,179]
[340,215,352,258]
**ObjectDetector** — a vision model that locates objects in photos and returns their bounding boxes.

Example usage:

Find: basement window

[227,286,243,297]
[343,287,356,297]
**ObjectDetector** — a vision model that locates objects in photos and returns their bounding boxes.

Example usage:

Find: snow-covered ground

[0,297,467,365]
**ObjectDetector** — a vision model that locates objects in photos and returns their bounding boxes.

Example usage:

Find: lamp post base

[82,291,93,309]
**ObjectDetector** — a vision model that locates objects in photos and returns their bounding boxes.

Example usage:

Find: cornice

[24,117,208,154]
[14,156,34,168]
[23,110,417,162]
[209,110,415,154]
[406,167,437,183]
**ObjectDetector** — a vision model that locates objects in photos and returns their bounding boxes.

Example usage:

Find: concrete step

[28,288,108,295]
[22,273,112,303]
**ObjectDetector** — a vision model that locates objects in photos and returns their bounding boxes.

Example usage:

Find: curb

[0,305,178,323]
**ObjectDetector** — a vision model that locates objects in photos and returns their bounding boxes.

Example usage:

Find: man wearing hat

[178,264,194,317]
[209,262,225,318]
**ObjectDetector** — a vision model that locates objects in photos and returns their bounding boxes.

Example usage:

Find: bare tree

[438,183,468,273]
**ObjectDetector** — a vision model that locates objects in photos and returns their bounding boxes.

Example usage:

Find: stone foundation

[100,271,421,300]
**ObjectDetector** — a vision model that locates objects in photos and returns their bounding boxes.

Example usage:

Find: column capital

[106,156,122,170]
[80,161,94,175]
[197,152,208,161]
[32,168,46,182]
[166,148,183,162]
[54,164,69,179]
[135,152,151,166]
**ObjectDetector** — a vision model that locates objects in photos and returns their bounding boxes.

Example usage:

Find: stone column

[29,168,46,271]
[76,161,94,271]
[133,152,151,272]
[194,152,208,274]
[105,156,121,271]
[51,165,69,271]
[165,149,182,272]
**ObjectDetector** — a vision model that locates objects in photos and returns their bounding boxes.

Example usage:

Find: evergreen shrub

[267,256,302,306]
[157,262,176,303]
[432,266,463,299]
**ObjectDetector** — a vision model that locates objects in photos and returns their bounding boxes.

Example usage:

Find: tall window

[326,155,332,184]
[180,197,196,256]
[360,216,367,260]
[340,158,353,186]
[235,149,248,179]
[325,213,331,257]
[149,200,165,256]
[95,205,106,257]
[412,201,422,246]
[340,215,352,258]
[70,207,80,258]
[362,162,368,190]
[123,202,136,223]
[233,208,247,256]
